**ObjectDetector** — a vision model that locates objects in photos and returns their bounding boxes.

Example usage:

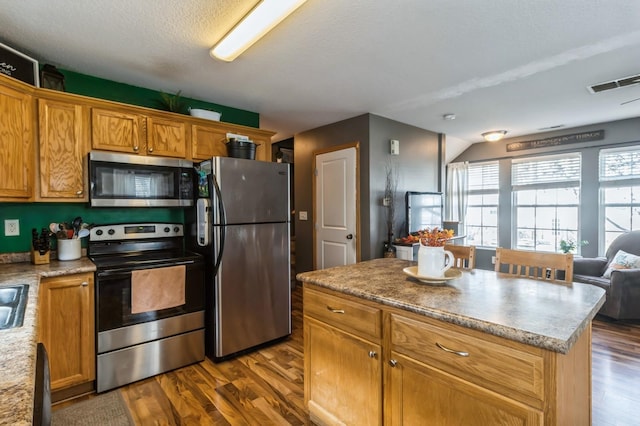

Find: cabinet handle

[326,306,345,314]
[436,342,469,357]
[133,145,139,152]
[368,350,377,358]
[148,147,154,153]
[76,190,83,195]
[81,281,89,287]
[388,359,398,367]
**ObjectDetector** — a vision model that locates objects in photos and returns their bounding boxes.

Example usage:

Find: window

[465,161,499,247]
[599,146,640,252]
[512,153,581,252]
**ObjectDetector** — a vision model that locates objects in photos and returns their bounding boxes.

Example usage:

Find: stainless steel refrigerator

[188,156,291,360]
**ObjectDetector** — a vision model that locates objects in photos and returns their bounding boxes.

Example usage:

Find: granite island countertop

[297,258,606,354]
[0,258,96,426]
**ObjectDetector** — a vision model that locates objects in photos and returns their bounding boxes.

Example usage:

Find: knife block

[30,248,50,265]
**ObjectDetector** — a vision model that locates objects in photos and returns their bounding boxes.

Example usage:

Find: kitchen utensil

[49,223,58,234]
[72,216,83,238]
[76,229,90,239]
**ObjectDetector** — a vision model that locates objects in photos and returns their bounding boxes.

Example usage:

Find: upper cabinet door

[38,98,88,200]
[147,116,187,158]
[191,124,227,160]
[91,108,145,154]
[0,81,34,200]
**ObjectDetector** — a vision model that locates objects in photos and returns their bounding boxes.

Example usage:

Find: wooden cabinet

[386,352,542,425]
[304,287,383,425]
[0,77,34,201]
[304,284,592,425]
[147,116,187,158]
[37,97,89,201]
[38,272,95,400]
[191,124,227,160]
[91,107,145,154]
[191,121,274,161]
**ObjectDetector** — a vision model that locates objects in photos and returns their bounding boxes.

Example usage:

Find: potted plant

[157,90,185,113]
[559,239,589,253]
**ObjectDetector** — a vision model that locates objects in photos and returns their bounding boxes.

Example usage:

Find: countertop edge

[298,262,606,355]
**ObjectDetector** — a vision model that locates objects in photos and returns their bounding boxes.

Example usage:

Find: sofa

[573,231,640,320]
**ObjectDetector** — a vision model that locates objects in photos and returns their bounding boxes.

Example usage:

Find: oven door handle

[97,260,196,277]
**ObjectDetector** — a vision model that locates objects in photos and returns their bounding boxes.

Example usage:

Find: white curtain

[445,162,469,228]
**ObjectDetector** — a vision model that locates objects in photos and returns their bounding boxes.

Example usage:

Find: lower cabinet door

[386,352,543,426]
[38,273,95,392]
[304,317,382,426]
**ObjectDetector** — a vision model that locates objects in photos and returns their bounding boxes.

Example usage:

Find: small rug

[52,391,135,426]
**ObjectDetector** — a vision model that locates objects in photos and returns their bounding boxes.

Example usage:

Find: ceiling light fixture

[210,0,307,62]
[481,130,507,142]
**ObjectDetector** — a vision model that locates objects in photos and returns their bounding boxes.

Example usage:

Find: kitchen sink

[0,284,28,330]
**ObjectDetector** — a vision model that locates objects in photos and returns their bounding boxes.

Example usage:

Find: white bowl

[189,108,221,121]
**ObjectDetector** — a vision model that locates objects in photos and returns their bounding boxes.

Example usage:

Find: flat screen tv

[406,191,443,234]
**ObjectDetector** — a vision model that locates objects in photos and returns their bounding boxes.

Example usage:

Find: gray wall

[453,117,640,270]
[294,113,441,275]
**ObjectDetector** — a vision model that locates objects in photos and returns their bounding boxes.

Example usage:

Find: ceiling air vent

[588,74,640,93]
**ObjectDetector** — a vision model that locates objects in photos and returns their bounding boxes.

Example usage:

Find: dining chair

[494,247,574,283]
[444,244,476,269]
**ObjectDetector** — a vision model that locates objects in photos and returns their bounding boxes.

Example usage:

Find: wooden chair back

[494,248,573,283]
[444,244,476,269]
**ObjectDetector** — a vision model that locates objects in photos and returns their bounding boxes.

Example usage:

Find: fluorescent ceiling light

[210,0,307,62]
[481,130,507,142]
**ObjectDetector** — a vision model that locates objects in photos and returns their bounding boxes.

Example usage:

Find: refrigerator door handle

[211,172,226,276]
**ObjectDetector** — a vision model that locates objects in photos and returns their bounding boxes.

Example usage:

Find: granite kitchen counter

[0,258,96,426]
[297,258,606,354]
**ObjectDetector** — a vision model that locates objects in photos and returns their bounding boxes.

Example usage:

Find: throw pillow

[603,250,640,278]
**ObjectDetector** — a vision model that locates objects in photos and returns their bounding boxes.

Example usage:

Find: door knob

[346,234,353,240]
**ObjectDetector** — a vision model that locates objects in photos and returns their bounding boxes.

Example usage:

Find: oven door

[96,259,204,333]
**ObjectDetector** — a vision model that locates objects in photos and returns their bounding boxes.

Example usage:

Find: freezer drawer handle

[326,306,345,314]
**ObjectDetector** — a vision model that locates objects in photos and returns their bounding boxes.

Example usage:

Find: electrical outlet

[4,219,19,236]
[299,211,308,221]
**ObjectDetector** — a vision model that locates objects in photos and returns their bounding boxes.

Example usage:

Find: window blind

[468,161,499,191]
[599,146,640,181]
[512,153,581,188]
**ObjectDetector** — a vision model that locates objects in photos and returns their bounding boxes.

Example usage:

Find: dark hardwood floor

[54,286,640,425]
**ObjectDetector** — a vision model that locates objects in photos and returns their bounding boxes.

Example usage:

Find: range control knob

[174,226,180,233]
[164,227,171,233]
[107,229,115,235]
[96,229,103,236]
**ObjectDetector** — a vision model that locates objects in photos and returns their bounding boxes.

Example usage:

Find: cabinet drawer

[390,313,545,405]
[304,287,381,341]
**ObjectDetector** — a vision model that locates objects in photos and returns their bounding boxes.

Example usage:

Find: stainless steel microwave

[89,151,194,207]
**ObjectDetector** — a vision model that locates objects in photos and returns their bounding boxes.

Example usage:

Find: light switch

[390,139,400,155]
[299,211,308,221]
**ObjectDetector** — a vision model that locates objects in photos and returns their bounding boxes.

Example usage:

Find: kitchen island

[0,259,96,426]
[297,258,606,425]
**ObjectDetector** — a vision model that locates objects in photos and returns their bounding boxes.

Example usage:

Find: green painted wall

[0,204,183,253]
[59,69,259,128]
[1,69,260,254]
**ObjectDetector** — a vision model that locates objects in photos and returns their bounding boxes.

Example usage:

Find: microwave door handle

[212,173,225,277]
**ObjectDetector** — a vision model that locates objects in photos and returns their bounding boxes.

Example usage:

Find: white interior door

[315,147,357,269]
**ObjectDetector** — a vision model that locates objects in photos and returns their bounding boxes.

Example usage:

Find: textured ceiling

[1,0,640,161]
